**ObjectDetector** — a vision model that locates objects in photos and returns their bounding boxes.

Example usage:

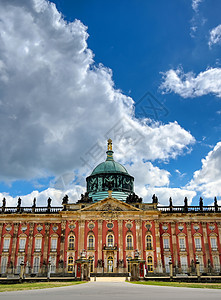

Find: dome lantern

[86,139,134,202]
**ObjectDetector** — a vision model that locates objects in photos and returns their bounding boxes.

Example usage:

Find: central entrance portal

[107,256,113,273]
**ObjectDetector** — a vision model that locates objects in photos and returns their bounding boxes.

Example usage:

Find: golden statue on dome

[107,138,112,151]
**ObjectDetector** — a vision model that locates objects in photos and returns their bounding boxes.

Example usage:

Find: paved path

[1,282,221,300]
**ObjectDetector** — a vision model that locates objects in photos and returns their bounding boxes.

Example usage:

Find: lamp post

[169,256,173,280]
[195,255,200,281]
[19,259,25,282]
[47,258,51,281]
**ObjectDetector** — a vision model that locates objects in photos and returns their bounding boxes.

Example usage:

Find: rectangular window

[19,238,26,250]
[211,237,217,250]
[180,256,188,273]
[51,238,57,250]
[163,238,170,250]
[33,257,40,273]
[49,256,56,273]
[194,237,201,250]
[164,256,170,273]
[198,256,204,272]
[179,238,186,250]
[3,238,10,251]
[1,256,8,274]
[35,238,42,251]
[213,256,220,272]
[17,256,24,274]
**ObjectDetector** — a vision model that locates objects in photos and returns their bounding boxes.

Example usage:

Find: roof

[91,159,129,175]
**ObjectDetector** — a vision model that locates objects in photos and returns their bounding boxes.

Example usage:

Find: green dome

[86,139,134,202]
[91,160,129,176]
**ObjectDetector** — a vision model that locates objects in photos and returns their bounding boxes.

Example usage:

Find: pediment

[80,197,141,212]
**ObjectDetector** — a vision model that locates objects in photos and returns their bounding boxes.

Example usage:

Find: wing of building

[0,139,221,279]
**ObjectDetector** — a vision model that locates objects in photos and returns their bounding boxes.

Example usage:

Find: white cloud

[138,187,196,206]
[209,24,221,47]
[0,0,195,183]
[0,0,197,206]
[0,185,85,207]
[160,67,221,98]
[187,142,221,198]
[192,0,203,12]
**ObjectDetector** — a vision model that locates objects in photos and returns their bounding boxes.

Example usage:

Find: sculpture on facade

[152,194,158,204]
[62,194,69,205]
[126,192,142,204]
[214,197,218,212]
[77,192,93,204]
[199,197,203,211]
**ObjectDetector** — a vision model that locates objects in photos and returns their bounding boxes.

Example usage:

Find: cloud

[209,24,221,47]
[0,0,197,207]
[0,0,195,183]
[187,142,221,198]
[192,0,203,12]
[138,187,196,206]
[160,67,221,98]
[0,185,85,207]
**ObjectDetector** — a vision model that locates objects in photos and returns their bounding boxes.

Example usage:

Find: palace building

[0,139,221,279]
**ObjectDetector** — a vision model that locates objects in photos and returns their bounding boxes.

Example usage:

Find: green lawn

[130,281,221,289]
[0,281,85,292]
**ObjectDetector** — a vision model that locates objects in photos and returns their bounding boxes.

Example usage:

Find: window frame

[68,235,75,250]
[147,256,153,272]
[3,237,10,251]
[1,256,8,274]
[146,235,152,250]
[51,237,57,251]
[107,234,114,247]
[194,237,201,250]
[163,237,170,250]
[126,234,133,250]
[88,234,95,249]
[35,237,42,251]
[19,237,26,251]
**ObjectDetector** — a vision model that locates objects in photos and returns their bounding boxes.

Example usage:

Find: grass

[130,280,221,289]
[0,281,85,292]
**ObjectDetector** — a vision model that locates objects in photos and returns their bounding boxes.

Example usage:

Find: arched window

[88,235,94,249]
[147,256,153,272]
[107,234,114,247]
[68,256,74,273]
[107,256,113,272]
[146,235,152,250]
[69,236,75,250]
[126,235,133,249]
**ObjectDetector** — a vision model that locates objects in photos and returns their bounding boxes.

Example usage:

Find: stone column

[42,224,50,273]
[11,223,19,272]
[118,219,123,272]
[78,220,85,256]
[171,222,177,273]
[135,219,142,253]
[202,221,209,273]
[186,222,193,273]
[155,221,163,273]
[26,222,34,274]
[97,219,103,268]
[60,221,66,273]
[0,223,3,240]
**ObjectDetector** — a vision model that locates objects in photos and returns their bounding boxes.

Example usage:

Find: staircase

[90,273,130,282]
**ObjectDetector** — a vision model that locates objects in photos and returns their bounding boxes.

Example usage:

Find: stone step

[90,277,127,282]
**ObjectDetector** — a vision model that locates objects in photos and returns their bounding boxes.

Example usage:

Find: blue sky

[0,0,221,206]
